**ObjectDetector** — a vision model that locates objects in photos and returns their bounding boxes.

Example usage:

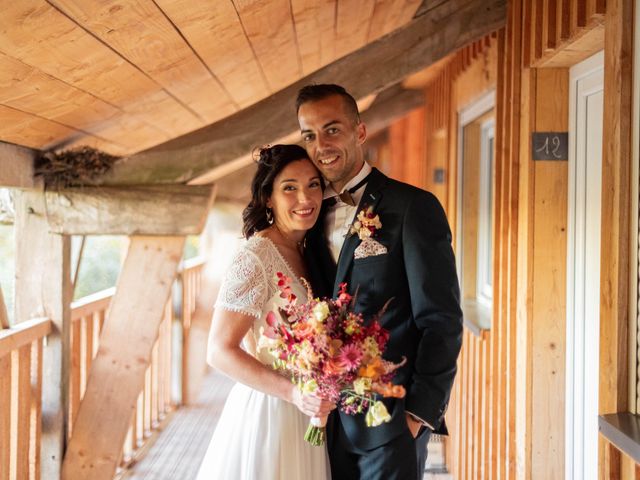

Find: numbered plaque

[532,132,568,161]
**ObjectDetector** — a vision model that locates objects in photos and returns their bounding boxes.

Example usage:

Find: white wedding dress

[195,236,331,480]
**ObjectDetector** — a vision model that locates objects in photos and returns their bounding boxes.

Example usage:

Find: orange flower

[293,321,314,339]
[358,357,386,379]
[325,357,349,375]
[328,339,343,357]
[372,382,406,398]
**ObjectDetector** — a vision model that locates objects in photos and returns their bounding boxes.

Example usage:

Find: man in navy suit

[297,84,463,480]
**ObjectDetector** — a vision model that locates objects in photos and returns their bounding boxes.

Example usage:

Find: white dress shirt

[323,162,373,263]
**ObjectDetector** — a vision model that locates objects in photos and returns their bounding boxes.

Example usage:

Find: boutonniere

[349,206,382,240]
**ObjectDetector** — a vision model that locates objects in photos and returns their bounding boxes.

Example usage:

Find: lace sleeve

[215,247,268,318]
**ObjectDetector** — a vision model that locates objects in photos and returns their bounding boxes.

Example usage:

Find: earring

[266,208,274,225]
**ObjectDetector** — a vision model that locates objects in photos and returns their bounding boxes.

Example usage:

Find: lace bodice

[214,236,307,364]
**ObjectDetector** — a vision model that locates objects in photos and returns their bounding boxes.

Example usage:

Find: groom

[298,84,463,479]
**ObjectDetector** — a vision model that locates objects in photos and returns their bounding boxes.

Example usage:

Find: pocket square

[354,237,388,259]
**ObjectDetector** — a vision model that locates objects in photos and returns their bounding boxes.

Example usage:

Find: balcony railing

[0,317,51,480]
[2,257,206,478]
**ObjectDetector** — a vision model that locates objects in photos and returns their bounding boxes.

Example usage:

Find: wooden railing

[0,317,52,480]
[67,259,205,469]
[3,257,206,479]
[68,288,112,438]
[179,257,205,404]
[66,287,172,469]
[120,301,173,467]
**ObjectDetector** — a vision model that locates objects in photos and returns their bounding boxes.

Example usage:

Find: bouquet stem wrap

[304,415,327,446]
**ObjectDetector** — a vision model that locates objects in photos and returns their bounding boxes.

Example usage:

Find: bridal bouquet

[258,272,406,446]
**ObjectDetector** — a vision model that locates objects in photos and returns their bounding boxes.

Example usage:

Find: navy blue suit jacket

[305,168,463,450]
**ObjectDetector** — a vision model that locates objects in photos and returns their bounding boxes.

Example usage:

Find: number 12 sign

[532,132,568,161]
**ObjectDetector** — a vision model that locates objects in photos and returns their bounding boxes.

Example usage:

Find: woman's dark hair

[242,144,321,239]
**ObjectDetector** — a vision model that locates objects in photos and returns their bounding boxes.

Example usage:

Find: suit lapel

[333,168,387,295]
[306,202,337,298]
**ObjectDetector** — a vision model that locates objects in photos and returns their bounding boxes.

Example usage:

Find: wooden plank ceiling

[0,0,422,157]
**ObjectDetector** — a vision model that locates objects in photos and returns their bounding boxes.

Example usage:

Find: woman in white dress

[196,144,334,480]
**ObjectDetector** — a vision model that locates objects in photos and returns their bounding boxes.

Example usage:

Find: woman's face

[267,159,323,235]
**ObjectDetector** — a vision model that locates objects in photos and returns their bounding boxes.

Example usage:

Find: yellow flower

[365,401,391,427]
[359,227,373,239]
[301,379,318,395]
[344,317,361,336]
[312,301,330,323]
[353,377,372,395]
[362,337,380,358]
[297,340,320,367]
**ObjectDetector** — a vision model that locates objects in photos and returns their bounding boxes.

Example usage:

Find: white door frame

[565,50,604,480]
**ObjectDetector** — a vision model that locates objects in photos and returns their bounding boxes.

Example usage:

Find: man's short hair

[295,84,361,124]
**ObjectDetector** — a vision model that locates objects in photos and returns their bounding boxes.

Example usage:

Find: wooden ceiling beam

[0,141,37,189]
[43,184,216,235]
[205,85,426,204]
[414,0,447,18]
[361,85,426,135]
[94,0,506,186]
[402,53,457,89]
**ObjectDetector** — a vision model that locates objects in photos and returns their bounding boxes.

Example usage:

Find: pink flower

[335,283,351,307]
[338,344,363,371]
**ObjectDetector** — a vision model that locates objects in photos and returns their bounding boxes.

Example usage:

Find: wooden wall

[388,35,501,479]
[388,105,427,188]
[445,35,506,480]
[382,0,631,477]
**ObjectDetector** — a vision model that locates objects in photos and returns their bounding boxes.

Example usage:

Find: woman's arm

[207,307,335,418]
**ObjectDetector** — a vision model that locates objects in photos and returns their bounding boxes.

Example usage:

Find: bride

[195,144,334,480]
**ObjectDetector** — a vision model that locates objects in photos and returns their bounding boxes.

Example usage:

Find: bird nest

[34,147,120,188]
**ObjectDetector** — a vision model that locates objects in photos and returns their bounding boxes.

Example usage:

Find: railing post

[14,190,72,479]
[0,286,9,329]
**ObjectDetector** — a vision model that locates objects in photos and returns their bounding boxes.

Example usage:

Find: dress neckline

[251,236,306,289]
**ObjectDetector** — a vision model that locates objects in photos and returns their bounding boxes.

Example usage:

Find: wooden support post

[0,353,10,480]
[62,236,186,480]
[0,286,9,329]
[13,191,72,480]
[530,67,569,480]
[516,50,535,480]
[598,0,633,477]
[0,141,36,189]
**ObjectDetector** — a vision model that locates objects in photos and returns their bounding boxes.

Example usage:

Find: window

[456,91,495,334]
[476,121,495,307]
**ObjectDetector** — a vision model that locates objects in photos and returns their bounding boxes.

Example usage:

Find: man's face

[297,95,366,191]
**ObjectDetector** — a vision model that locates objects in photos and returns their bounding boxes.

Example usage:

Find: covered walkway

[122,370,452,480]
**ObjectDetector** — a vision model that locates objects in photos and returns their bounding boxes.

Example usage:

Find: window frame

[456,90,496,335]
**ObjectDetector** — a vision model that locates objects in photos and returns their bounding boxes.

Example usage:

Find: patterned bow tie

[323,191,356,207]
[322,172,372,208]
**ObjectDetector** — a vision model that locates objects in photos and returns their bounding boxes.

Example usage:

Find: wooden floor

[122,370,234,480]
[122,370,452,479]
